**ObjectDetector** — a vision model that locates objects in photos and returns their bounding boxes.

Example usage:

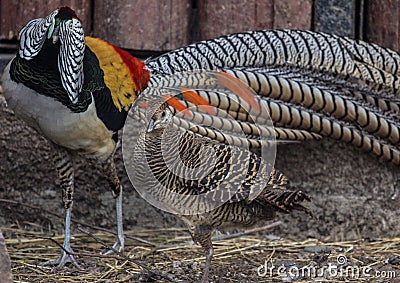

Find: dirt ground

[4,227,400,282]
[0,63,399,281]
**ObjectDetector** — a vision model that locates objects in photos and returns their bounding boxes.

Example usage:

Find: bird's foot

[201,274,210,283]
[41,249,82,270]
[102,239,124,255]
[200,247,214,283]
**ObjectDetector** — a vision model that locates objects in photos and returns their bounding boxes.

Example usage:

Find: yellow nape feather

[85,36,141,111]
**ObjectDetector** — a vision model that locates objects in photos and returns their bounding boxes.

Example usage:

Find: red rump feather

[111,45,150,92]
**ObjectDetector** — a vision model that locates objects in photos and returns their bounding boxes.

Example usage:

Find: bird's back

[143,121,310,227]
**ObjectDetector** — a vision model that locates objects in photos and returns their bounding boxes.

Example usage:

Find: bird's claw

[41,250,82,270]
[102,239,124,255]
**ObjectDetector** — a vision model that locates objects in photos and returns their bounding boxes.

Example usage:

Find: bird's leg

[42,208,81,269]
[42,145,81,269]
[202,246,214,283]
[99,157,124,254]
[191,225,214,283]
[106,186,124,253]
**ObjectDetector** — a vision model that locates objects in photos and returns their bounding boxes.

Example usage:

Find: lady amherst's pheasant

[2,7,149,268]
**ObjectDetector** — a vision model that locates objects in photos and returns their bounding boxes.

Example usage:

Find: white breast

[2,60,115,161]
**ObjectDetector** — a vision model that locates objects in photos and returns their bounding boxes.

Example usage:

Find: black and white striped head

[18,7,85,104]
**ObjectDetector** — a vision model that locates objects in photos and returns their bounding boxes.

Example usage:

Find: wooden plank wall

[195,0,312,40]
[93,0,191,50]
[0,0,400,52]
[0,0,92,39]
[364,0,400,51]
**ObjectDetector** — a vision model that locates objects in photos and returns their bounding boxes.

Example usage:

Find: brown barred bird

[136,104,312,282]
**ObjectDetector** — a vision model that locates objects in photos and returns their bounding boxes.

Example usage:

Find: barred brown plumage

[139,105,312,282]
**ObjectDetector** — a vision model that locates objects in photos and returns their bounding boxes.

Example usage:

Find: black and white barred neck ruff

[18,9,58,60]
[18,8,85,104]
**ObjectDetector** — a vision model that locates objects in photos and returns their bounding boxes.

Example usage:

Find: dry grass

[3,225,400,283]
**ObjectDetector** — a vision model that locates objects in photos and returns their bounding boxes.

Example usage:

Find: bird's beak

[48,17,55,39]
[52,25,60,44]
[147,119,155,132]
[47,17,60,44]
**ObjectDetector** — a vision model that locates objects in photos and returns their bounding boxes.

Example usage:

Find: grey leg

[202,247,214,283]
[42,144,81,269]
[98,158,125,254]
[190,225,213,283]
[42,208,81,269]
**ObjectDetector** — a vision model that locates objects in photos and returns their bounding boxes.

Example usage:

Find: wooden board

[197,0,312,40]
[93,0,191,50]
[364,0,400,50]
[197,0,274,40]
[273,0,313,30]
[0,0,92,40]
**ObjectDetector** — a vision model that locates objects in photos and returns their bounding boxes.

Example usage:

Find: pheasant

[132,101,312,282]
[1,7,149,268]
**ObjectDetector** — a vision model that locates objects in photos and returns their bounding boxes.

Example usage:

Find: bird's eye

[161,111,166,118]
